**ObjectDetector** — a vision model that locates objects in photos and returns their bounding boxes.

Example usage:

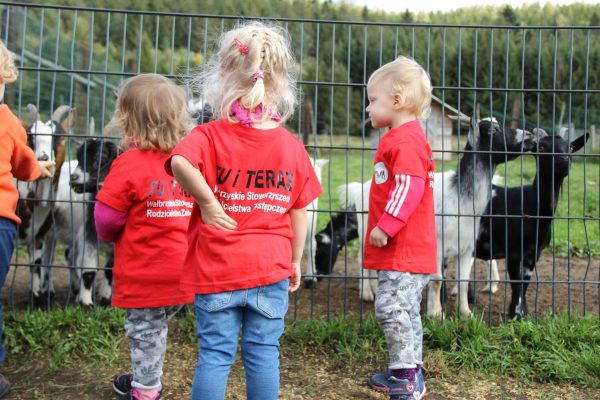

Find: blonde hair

[368,56,432,120]
[106,73,193,152]
[0,40,18,84]
[192,21,297,124]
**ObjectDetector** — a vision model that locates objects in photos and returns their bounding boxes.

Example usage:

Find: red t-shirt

[166,120,322,294]
[363,120,437,274]
[96,149,194,308]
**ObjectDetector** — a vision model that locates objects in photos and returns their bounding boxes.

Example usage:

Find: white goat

[15,104,72,306]
[16,109,109,307]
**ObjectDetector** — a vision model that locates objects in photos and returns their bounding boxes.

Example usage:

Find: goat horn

[447,113,471,123]
[88,117,95,136]
[26,104,39,122]
[558,127,568,139]
[52,105,72,123]
[533,128,548,139]
[448,113,472,127]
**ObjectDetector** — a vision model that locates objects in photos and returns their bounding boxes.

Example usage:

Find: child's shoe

[415,368,427,398]
[113,374,133,395]
[0,374,10,399]
[120,388,161,400]
[368,370,426,399]
[388,378,419,400]
[368,369,394,393]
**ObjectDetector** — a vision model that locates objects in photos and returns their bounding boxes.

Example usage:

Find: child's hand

[199,200,238,231]
[37,160,55,179]
[369,226,389,247]
[289,262,301,292]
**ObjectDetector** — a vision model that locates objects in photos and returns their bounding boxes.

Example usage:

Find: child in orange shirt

[0,39,54,398]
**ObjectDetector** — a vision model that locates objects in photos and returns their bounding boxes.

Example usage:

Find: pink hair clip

[233,38,249,55]
[252,69,265,81]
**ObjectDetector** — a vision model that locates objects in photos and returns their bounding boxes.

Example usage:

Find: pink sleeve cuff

[94,201,127,242]
[377,212,407,237]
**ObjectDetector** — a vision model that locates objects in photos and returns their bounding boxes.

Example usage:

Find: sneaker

[368,370,426,399]
[119,388,161,400]
[113,374,133,396]
[415,368,427,398]
[368,369,394,393]
[389,378,420,400]
[0,374,9,399]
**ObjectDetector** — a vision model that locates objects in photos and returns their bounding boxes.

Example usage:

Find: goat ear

[61,108,76,133]
[558,127,568,139]
[570,132,590,153]
[27,104,39,123]
[532,127,548,139]
[467,115,479,147]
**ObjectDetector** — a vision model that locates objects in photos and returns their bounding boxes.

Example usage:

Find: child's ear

[393,93,404,109]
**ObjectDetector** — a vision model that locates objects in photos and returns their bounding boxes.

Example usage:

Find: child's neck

[390,110,418,129]
[252,119,280,130]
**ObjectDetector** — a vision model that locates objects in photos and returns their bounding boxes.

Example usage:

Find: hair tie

[252,69,265,81]
[233,38,249,55]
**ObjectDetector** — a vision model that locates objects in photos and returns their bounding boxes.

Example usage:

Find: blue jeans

[0,218,16,365]
[191,279,289,400]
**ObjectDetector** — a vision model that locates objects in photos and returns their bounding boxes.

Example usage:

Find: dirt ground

[1,253,599,399]
[3,339,600,400]
[3,252,599,322]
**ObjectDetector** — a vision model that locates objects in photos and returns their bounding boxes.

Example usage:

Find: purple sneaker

[368,369,426,399]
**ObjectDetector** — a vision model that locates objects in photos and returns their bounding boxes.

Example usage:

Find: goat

[338,180,378,301]
[334,117,536,306]
[474,129,589,319]
[427,116,536,318]
[302,158,329,288]
[69,137,119,306]
[15,104,72,307]
[312,207,359,277]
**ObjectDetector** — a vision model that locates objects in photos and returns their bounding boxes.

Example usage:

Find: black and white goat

[474,128,589,319]
[311,208,359,279]
[330,117,536,306]
[427,116,536,317]
[302,158,329,288]
[69,137,119,306]
[15,104,72,306]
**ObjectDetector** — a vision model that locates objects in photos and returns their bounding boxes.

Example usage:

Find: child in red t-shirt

[0,39,54,399]
[363,56,436,400]
[167,22,322,400]
[94,73,194,400]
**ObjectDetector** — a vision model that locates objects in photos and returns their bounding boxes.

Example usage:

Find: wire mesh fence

[1,1,598,323]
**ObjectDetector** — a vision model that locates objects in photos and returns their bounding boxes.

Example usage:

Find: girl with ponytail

[166,22,322,400]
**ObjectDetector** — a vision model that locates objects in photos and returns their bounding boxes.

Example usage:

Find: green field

[307,134,599,257]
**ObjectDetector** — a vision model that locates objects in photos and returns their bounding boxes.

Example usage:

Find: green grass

[3,307,125,373]
[5,308,599,388]
[309,134,600,257]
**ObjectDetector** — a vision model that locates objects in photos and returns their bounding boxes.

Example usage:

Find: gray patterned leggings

[124,305,184,390]
[374,271,429,370]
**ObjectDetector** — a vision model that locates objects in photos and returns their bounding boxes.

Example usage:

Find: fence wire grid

[1,1,599,324]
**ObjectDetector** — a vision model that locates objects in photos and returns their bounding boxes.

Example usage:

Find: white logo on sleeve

[374,162,388,184]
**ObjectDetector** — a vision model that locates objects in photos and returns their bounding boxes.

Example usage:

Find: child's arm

[170,155,237,231]
[94,201,127,242]
[289,206,308,292]
[370,174,425,247]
